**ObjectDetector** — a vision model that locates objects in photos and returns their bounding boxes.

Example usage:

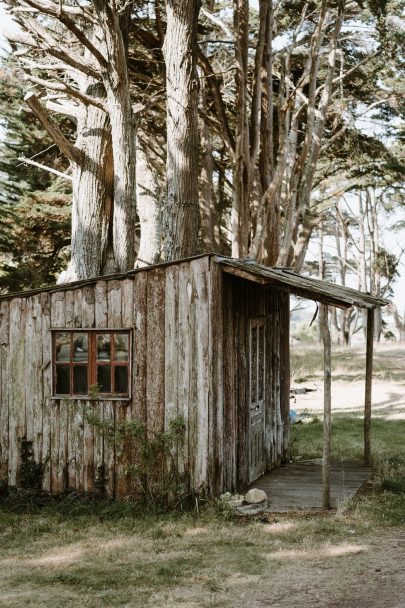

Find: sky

[0,3,404,308]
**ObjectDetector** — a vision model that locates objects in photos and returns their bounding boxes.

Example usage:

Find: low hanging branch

[24,92,80,164]
[18,155,72,180]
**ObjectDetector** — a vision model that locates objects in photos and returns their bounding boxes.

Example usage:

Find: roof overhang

[215,257,388,310]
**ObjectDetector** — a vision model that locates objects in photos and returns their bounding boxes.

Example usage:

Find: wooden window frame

[51,328,132,400]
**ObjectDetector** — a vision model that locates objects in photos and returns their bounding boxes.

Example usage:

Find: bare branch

[24,92,80,163]
[18,155,73,180]
[201,7,233,38]
[25,74,106,111]
[20,0,108,68]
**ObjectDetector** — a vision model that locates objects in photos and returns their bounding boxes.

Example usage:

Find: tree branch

[25,74,106,111]
[18,155,73,180]
[24,92,80,163]
[20,0,108,68]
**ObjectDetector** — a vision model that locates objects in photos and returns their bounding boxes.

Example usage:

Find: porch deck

[253,460,373,512]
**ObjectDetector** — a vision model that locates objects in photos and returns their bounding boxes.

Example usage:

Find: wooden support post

[320,303,332,510]
[364,307,374,466]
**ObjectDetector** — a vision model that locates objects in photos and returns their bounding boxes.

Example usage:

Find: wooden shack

[0,254,386,499]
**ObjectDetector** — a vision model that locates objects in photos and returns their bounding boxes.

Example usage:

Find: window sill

[51,396,131,402]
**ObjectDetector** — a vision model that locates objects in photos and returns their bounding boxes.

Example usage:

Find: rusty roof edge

[214,256,389,309]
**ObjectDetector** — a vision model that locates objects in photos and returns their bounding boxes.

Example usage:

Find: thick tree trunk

[136,138,162,266]
[163,0,200,261]
[65,100,114,282]
[93,3,137,272]
[199,81,216,251]
[232,0,250,258]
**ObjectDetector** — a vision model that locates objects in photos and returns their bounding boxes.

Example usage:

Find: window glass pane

[258,325,264,401]
[97,365,111,393]
[114,366,128,394]
[97,334,111,361]
[56,365,70,394]
[55,333,70,362]
[114,334,129,361]
[251,325,257,404]
[73,366,88,395]
[73,333,88,362]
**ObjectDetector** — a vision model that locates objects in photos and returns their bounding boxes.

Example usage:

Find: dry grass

[1,345,405,607]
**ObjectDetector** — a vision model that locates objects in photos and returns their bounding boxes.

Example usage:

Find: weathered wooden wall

[221,275,290,492]
[0,257,215,498]
[0,256,290,498]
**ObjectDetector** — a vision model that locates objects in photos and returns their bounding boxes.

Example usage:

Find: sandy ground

[292,379,405,419]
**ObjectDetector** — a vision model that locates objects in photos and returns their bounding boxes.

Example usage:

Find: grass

[1,345,405,606]
[291,344,405,383]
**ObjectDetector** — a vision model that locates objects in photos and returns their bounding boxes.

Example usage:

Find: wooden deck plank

[251,460,373,512]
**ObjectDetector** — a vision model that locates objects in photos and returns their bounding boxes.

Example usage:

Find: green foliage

[84,406,188,511]
[0,56,72,292]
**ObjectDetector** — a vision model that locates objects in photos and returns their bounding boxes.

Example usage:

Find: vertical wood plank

[24,295,43,469]
[50,291,67,492]
[222,276,236,491]
[121,279,134,327]
[188,258,210,493]
[106,280,123,498]
[146,268,165,494]
[82,286,95,492]
[118,279,134,496]
[95,281,108,328]
[0,301,10,482]
[94,281,107,494]
[177,263,191,487]
[103,399,115,498]
[164,265,179,479]
[208,261,224,494]
[41,292,52,491]
[131,272,148,496]
[236,281,248,489]
[64,290,75,327]
[8,298,26,486]
[280,290,290,462]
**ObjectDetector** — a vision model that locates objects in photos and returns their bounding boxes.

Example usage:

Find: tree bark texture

[92,1,137,272]
[163,0,200,261]
[136,137,162,267]
[232,0,250,258]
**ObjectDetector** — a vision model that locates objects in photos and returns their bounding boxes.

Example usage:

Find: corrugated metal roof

[215,257,388,310]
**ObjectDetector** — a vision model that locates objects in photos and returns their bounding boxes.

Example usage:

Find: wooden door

[249,318,266,483]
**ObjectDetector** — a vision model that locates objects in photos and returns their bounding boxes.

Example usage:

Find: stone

[219,492,232,501]
[234,501,268,517]
[244,488,267,504]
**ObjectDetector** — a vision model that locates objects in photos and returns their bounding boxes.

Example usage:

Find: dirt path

[246,528,405,608]
[292,379,405,420]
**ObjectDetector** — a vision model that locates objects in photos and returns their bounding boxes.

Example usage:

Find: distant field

[291,344,405,384]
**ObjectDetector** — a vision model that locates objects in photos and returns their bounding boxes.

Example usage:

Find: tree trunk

[232,0,250,258]
[163,0,200,261]
[136,137,162,267]
[358,192,368,339]
[199,76,216,251]
[93,3,137,272]
[67,99,114,281]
